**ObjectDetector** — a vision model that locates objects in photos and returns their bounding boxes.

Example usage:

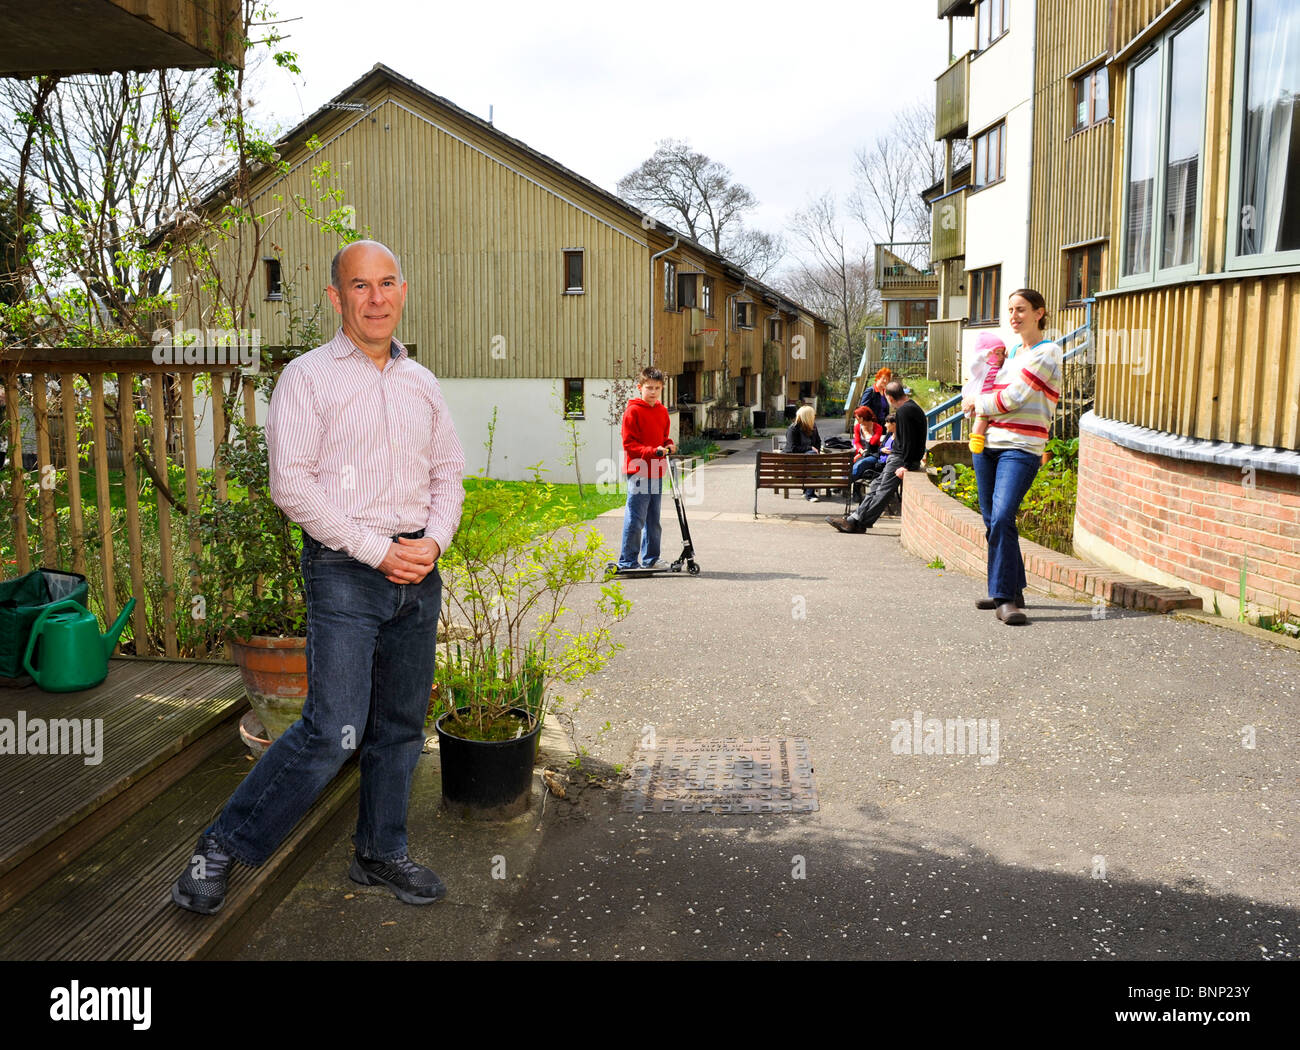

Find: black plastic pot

[435,707,540,820]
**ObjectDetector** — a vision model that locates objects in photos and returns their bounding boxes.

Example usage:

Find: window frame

[703,276,715,318]
[976,0,1009,53]
[1225,0,1300,272]
[677,272,699,310]
[263,257,282,301]
[563,377,584,419]
[967,265,1001,326]
[1117,4,1210,289]
[563,249,584,294]
[1071,64,1110,134]
[734,300,755,331]
[1064,242,1106,305]
[971,120,1006,190]
[663,260,677,311]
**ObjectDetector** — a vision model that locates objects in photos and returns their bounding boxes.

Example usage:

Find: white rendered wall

[961,0,1036,382]
[440,378,677,485]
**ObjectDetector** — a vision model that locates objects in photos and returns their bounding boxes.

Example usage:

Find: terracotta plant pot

[229,634,308,740]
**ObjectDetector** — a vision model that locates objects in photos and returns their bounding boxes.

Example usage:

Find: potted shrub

[430,473,629,819]
[191,417,307,740]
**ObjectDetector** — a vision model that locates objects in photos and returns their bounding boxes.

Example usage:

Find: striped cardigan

[973,339,1063,455]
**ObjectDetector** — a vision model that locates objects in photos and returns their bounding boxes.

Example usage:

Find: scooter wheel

[687,562,700,575]
[605,562,618,576]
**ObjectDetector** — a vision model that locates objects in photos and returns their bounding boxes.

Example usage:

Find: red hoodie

[622,397,670,478]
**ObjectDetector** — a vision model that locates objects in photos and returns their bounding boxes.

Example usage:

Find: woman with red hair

[859,367,893,425]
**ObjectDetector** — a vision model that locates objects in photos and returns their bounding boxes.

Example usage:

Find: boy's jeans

[618,473,662,568]
[207,535,440,866]
[972,446,1040,601]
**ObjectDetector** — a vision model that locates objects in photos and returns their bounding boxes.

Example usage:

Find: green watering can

[22,598,135,692]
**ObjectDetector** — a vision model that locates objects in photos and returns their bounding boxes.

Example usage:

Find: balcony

[927,318,963,385]
[931,185,966,261]
[938,0,976,16]
[935,51,972,140]
[0,0,243,76]
[874,242,939,297]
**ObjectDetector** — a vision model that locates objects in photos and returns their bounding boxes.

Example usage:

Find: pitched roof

[176,62,828,326]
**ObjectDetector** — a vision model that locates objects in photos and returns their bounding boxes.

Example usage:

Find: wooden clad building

[1072,0,1300,620]
[932,0,1300,619]
[171,64,828,480]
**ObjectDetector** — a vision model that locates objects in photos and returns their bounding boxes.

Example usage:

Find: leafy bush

[434,471,630,741]
[938,437,1079,555]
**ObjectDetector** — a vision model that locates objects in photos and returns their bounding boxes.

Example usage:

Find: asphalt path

[238,436,1299,962]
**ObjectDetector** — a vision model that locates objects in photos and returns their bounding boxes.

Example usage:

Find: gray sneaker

[349,853,447,905]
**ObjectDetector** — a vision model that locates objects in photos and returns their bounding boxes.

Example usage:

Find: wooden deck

[0,657,360,959]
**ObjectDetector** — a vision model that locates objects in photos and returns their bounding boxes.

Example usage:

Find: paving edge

[901,469,1203,613]
[1172,609,1300,652]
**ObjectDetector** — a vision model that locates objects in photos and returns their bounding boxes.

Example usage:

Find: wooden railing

[875,242,939,294]
[936,51,972,140]
[0,348,273,660]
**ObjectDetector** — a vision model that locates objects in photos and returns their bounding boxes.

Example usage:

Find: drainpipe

[648,233,679,370]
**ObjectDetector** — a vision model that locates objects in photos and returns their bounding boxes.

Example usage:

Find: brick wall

[900,467,1202,613]
[1074,430,1300,615]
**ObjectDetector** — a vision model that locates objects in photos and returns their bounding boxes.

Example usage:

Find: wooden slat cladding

[172,75,827,392]
[1095,275,1300,449]
[1111,0,1185,53]
[1029,0,1113,318]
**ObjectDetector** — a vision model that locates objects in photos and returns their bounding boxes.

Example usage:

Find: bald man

[172,240,466,913]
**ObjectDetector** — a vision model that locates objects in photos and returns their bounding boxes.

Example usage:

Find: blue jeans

[618,474,663,568]
[208,535,441,866]
[972,447,1041,602]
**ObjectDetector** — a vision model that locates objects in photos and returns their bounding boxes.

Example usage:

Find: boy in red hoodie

[618,366,675,569]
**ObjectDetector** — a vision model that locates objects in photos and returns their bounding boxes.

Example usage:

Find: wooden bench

[754,450,854,518]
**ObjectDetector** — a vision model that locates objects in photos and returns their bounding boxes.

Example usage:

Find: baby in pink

[965,331,1007,454]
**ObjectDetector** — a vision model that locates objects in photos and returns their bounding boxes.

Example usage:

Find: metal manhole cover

[622,737,818,813]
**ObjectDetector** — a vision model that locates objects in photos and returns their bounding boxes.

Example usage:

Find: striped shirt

[974,339,1063,454]
[265,328,466,569]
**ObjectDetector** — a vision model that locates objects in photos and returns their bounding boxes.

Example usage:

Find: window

[968,265,1001,324]
[972,122,1006,188]
[663,260,677,310]
[264,258,282,300]
[1065,243,1105,303]
[563,250,583,292]
[767,318,782,342]
[1073,66,1110,132]
[1230,0,1300,265]
[563,378,584,418]
[977,0,1008,52]
[1121,6,1209,281]
[702,370,714,399]
[677,272,699,309]
[734,301,755,329]
[703,276,714,317]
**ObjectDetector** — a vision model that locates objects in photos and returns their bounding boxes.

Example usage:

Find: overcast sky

[251,0,951,270]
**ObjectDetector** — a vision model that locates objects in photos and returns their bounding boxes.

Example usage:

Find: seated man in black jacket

[826,381,925,532]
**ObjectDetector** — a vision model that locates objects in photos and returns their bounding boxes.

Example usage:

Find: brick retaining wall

[899,466,1201,613]
[1073,429,1300,618]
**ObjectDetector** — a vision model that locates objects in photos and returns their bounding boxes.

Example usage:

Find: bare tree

[0,69,221,342]
[785,193,879,384]
[618,138,785,273]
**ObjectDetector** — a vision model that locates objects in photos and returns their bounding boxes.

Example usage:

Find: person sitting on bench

[826,381,925,532]
[785,404,823,502]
